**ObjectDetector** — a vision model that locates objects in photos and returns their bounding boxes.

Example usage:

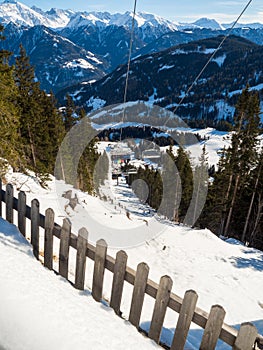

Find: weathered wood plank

[44,208,54,270]
[110,250,128,315]
[129,262,149,329]
[6,184,14,223]
[18,191,26,237]
[59,218,71,279]
[92,239,107,302]
[200,304,226,350]
[233,322,258,350]
[171,290,198,350]
[31,199,40,259]
[75,228,88,290]
[149,275,173,344]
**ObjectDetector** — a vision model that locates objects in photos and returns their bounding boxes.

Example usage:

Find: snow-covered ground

[1,127,263,349]
[0,218,159,350]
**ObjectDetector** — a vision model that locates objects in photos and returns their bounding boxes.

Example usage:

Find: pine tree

[174,147,193,220]
[160,149,180,220]
[0,25,23,174]
[14,45,65,184]
[191,145,208,227]
[37,91,65,174]
[199,87,262,239]
[15,44,38,169]
[223,88,261,237]
[63,94,79,132]
[94,150,109,195]
[244,150,263,244]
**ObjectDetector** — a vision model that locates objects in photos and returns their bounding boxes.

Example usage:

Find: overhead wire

[120,0,138,141]
[172,0,254,116]
[123,0,138,104]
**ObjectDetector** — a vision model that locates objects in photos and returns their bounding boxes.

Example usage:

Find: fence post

[233,322,258,350]
[92,239,107,302]
[6,184,13,223]
[149,275,173,344]
[59,218,71,279]
[129,262,149,329]
[200,305,226,350]
[171,290,198,350]
[31,199,40,259]
[75,228,88,291]
[18,191,26,237]
[44,208,54,270]
[110,250,128,315]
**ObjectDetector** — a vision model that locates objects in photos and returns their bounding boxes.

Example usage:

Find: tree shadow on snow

[140,319,263,350]
[230,255,263,271]
[0,217,32,256]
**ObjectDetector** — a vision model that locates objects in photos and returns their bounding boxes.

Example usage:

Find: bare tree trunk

[192,170,201,227]
[249,195,263,246]
[220,173,233,236]
[221,111,244,236]
[59,151,66,182]
[242,163,261,242]
[28,124,37,168]
[173,174,181,222]
[224,174,240,237]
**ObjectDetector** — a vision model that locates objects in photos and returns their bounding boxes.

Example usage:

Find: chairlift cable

[119,0,254,132]
[120,0,138,141]
[123,0,138,104]
[172,0,254,116]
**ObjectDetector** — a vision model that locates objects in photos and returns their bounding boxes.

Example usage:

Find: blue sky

[11,0,263,23]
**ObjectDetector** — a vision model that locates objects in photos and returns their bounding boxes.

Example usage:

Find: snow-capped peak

[136,11,179,29]
[192,18,224,30]
[0,1,74,28]
[65,10,178,34]
[1,1,262,33]
[66,11,111,29]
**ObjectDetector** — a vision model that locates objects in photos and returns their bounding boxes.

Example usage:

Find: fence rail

[1,181,262,350]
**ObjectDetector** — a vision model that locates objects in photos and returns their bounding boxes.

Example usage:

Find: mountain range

[0,0,263,123]
[56,35,263,125]
[1,1,263,31]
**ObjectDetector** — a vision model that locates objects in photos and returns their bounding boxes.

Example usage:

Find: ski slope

[1,127,263,349]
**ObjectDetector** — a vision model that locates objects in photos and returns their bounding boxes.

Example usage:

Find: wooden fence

[1,181,262,350]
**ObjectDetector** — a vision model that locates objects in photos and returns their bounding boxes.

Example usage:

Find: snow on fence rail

[1,181,263,350]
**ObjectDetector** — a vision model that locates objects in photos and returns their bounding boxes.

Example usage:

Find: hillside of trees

[126,87,262,249]
[199,87,263,249]
[0,25,98,193]
[57,35,263,129]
